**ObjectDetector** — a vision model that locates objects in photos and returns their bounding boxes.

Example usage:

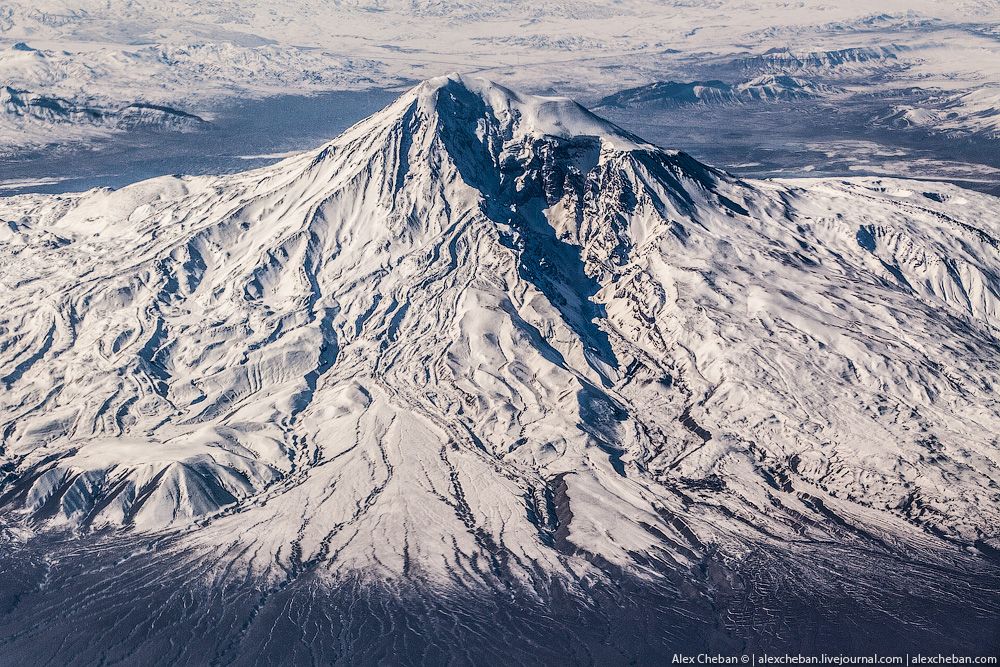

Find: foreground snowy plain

[0,75,998,662]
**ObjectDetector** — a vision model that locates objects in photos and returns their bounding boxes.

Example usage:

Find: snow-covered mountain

[1,74,999,659]
[734,45,909,75]
[598,75,838,108]
[880,86,1000,140]
[1,84,205,130]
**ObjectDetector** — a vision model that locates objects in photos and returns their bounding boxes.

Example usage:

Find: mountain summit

[412,73,655,149]
[1,76,999,623]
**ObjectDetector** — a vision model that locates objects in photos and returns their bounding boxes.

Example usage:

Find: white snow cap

[413,72,655,151]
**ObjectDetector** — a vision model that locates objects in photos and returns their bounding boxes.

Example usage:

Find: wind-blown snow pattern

[1,74,999,660]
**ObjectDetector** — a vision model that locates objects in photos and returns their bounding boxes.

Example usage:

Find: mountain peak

[406,72,654,151]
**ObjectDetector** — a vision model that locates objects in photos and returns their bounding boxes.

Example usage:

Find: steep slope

[0,75,999,601]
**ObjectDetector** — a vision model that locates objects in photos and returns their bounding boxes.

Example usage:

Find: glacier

[0,73,998,662]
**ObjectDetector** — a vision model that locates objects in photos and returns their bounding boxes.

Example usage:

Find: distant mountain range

[597,74,839,108]
[734,45,908,74]
[1,84,205,131]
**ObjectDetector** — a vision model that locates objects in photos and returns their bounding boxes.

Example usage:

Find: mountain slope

[1,74,999,600]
